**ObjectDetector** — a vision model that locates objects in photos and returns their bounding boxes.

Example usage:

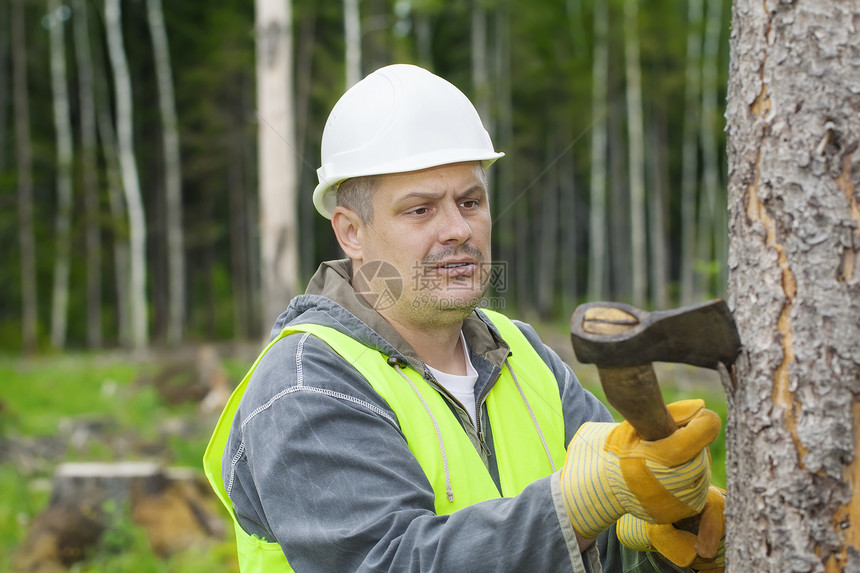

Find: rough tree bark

[256,0,299,332]
[725,1,860,571]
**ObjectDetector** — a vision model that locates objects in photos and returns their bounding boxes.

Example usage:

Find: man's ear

[331,206,364,261]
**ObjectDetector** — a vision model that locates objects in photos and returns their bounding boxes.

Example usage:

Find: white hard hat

[313,64,504,219]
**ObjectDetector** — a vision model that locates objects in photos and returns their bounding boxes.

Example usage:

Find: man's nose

[438,204,473,244]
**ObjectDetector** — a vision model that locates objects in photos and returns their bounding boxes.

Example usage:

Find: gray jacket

[222,260,691,572]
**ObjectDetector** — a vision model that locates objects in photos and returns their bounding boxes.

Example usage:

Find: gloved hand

[559,399,720,538]
[616,486,726,572]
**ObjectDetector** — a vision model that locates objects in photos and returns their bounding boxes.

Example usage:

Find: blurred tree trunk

[609,96,630,301]
[228,122,249,340]
[624,0,646,308]
[695,0,723,299]
[146,0,184,345]
[492,5,514,305]
[0,0,8,196]
[256,0,299,332]
[471,0,489,130]
[725,0,860,570]
[72,0,102,349]
[92,7,131,347]
[344,0,360,88]
[48,0,74,351]
[536,134,559,318]
[587,0,608,302]
[105,0,148,349]
[295,8,316,283]
[648,112,669,310]
[679,0,703,305]
[12,0,37,353]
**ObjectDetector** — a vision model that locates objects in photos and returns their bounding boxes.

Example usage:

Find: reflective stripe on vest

[203,309,567,572]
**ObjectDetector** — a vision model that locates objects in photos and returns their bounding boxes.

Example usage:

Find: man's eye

[461,200,479,209]
[409,207,429,216]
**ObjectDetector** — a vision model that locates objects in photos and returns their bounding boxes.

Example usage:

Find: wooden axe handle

[597,365,676,441]
[598,364,700,535]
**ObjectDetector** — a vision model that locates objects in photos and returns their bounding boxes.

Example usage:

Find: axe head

[570,299,741,369]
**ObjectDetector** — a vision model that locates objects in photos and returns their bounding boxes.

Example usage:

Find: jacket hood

[270,259,511,373]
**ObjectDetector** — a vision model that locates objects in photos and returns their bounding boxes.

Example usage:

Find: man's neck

[384,315,466,375]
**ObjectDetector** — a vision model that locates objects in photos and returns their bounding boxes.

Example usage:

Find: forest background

[0,0,732,352]
[1,0,733,570]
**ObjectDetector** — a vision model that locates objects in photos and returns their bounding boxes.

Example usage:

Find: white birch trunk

[48,0,74,350]
[105,0,148,349]
[624,0,646,308]
[256,0,299,331]
[587,0,609,301]
[12,0,37,353]
[679,0,703,305]
[344,0,361,88]
[725,0,860,569]
[146,0,184,345]
[72,0,102,349]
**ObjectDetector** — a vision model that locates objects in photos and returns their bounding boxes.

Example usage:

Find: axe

[570,299,740,535]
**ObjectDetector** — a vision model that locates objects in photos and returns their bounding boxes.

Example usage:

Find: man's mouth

[435,260,476,276]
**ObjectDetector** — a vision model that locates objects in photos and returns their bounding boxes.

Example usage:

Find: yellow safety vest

[203,309,567,572]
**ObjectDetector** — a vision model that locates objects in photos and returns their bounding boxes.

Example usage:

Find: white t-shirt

[425,331,479,425]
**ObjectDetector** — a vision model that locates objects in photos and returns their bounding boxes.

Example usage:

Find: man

[204,64,726,572]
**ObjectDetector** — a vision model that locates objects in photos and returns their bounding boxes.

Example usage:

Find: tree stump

[12,462,226,572]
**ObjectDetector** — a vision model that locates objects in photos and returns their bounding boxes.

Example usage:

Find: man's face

[352,161,493,329]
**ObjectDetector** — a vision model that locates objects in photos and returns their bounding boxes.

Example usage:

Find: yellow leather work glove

[616,486,726,572]
[559,400,720,538]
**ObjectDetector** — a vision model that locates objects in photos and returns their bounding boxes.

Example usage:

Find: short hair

[336,176,378,223]
[336,164,489,224]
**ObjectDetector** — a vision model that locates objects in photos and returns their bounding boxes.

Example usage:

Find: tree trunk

[11,0,37,353]
[72,0,102,349]
[609,96,630,301]
[536,134,559,318]
[256,0,299,332]
[471,0,490,130]
[695,0,724,300]
[648,112,669,310]
[725,1,860,570]
[92,13,131,348]
[587,0,609,302]
[48,0,74,350]
[0,0,9,184]
[624,0,646,308]
[295,9,316,283]
[344,0,361,88]
[105,0,148,349]
[146,0,184,345]
[679,0,703,305]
